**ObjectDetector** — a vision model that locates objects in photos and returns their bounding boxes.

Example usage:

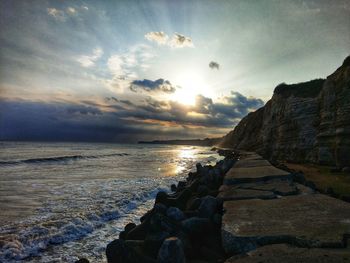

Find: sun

[171,70,211,105]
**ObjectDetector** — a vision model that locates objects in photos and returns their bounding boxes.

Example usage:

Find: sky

[0,0,349,142]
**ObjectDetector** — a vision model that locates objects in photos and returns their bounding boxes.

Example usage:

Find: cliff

[219,56,350,166]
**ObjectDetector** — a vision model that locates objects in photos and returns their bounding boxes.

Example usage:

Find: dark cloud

[0,92,264,142]
[106,97,134,106]
[66,105,102,115]
[130,79,177,93]
[209,61,220,70]
[109,91,264,128]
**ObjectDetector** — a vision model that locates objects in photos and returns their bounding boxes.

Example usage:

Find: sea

[0,142,221,262]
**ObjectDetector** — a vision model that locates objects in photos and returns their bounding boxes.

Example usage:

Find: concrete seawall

[220,152,350,262]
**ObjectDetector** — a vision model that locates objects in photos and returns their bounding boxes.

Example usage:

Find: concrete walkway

[220,152,350,262]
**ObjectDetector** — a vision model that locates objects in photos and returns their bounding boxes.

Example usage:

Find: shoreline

[75,149,238,263]
[75,149,350,263]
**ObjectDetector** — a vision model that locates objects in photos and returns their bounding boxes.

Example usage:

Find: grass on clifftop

[284,163,350,198]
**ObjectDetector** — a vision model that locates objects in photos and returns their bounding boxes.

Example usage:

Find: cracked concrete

[225,244,350,263]
[221,152,350,261]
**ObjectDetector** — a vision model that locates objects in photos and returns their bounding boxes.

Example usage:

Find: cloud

[47,8,66,22]
[0,90,264,142]
[130,79,177,93]
[77,48,103,67]
[209,61,220,69]
[66,7,76,15]
[47,6,81,21]
[105,45,156,91]
[211,92,264,118]
[145,32,194,48]
[109,91,264,128]
[145,31,168,45]
[107,55,124,75]
[66,105,102,115]
[170,33,194,48]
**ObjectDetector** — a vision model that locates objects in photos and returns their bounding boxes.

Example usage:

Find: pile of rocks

[104,151,238,263]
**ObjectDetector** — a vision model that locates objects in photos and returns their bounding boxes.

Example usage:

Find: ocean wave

[0,153,130,166]
[0,186,165,262]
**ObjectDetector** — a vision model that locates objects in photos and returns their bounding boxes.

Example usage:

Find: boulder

[181,217,212,235]
[144,231,170,258]
[171,184,177,192]
[166,207,186,221]
[106,239,154,263]
[157,237,186,263]
[198,196,218,218]
[125,223,137,233]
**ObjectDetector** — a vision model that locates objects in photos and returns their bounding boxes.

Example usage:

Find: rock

[119,230,127,240]
[125,223,137,233]
[196,163,203,174]
[198,196,219,218]
[177,181,187,190]
[171,184,177,192]
[221,159,235,174]
[75,258,89,263]
[183,210,199,218]
[157,237,186,263]
[186,197,201,210]
[144,231,170,258]
[212,213,222,225]
[166,207,186,221]
[153,203,167,214]
[106,239,129,263]
[342,167,350,173]
[106,239,154,263]
[127,218,151,240]
[150,213,176,233]
[181,217,212,235]
[155,189,192,210]
[197,185,209,197]
[155,191,169,205]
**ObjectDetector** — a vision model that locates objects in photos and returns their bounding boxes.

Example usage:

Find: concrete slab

[238,152,264,160]
[233,159,271,168]
[222,194,350,254]
[237,180,299,196]
[225,244,350,263]
[224,166,291,184]
[218,185,276,201]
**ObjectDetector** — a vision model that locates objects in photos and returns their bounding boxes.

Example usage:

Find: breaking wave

[0,153,130,166]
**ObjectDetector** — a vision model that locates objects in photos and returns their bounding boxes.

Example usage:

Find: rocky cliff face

[219,56,350,166]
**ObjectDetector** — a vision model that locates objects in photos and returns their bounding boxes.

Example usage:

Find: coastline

[75,149,350,263]
[75,149,238,263]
